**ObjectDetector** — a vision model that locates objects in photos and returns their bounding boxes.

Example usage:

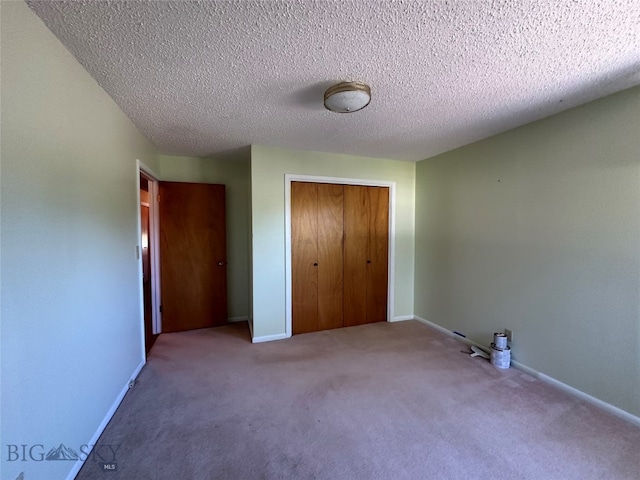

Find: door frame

[284,174,396,338]
[137,160,162,339]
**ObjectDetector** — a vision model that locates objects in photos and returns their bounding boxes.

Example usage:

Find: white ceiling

[27,0,640,162]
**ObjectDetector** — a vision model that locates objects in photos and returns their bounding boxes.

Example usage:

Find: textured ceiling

[27,0,640,161]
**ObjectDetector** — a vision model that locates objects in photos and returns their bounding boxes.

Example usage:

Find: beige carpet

[76,320,640,479]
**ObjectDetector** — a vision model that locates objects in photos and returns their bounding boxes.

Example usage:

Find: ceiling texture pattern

[27,0,640,161]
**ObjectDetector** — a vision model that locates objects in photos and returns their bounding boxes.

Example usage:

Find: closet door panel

[343,185,369,326]
[291,182,318,334]
[366,186,389,323]
[317,183,344,330]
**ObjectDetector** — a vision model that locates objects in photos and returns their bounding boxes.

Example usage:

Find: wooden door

[344,185,389,326]
[365,186,389,323]
[159,182,227,332]
[292,181,388,334]
[343,185,369,326]
[292,182,344,333]
[317,183,344,330]
[291,182,318,334]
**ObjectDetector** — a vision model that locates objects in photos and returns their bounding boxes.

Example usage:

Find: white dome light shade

[324,82,371,113]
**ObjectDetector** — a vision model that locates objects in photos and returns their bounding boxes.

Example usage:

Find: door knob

[367,260,372,264]
[313,263,318,267]
[218,261,225,266]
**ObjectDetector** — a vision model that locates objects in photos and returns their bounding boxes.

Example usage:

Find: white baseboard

[65,359,146,480]
[413,315,487,350]
[251,332,288,343]
[390,315,414,322]
[413,316,640,427]
[518,362,640,428]
[227,316,249,323]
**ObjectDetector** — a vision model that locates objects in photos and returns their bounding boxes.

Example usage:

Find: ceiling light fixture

[324,81,371,113]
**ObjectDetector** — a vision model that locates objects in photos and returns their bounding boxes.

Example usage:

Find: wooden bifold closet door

[291,181,389,334]
[292,182,344,334]
[343,185,389,326]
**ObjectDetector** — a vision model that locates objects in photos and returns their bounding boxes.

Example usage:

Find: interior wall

[250,145,416,339]
[1,3,160,480]
[159,150,251,321]
[414,86,640,417]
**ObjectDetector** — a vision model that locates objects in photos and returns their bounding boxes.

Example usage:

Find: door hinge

[159,305,163,313]
[157,194,160,203]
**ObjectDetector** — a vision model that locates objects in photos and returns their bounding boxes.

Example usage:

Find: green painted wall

[250,145,416,339]
[159,150,251,320]
[1,2,159,479]
[415,86,640,417]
